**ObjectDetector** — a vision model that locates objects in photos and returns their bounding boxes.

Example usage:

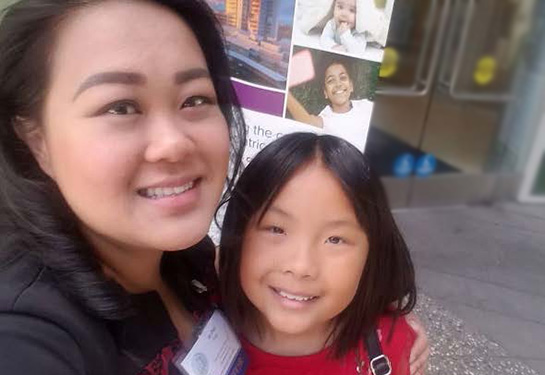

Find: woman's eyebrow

[174,68,211,85]
[74,71,145,101]
[73,68,211,101]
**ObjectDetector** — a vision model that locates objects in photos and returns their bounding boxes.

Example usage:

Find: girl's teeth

[142,181,195,199]
[278,289,316,302]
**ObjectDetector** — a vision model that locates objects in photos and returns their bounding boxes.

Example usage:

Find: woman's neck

[244,320,334,356]
[83,226,163,293]
[85,227,196,341]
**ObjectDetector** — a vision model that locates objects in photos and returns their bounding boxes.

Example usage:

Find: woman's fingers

[407,312,430,375]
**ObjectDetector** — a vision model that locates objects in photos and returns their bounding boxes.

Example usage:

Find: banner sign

[206,0,395,157]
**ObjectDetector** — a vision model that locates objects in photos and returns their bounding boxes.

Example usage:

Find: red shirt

[242,315,415,375]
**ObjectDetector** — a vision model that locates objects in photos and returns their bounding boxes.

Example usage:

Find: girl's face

[240,162,368,343]
[334,0,357,30]
[25,1,230,252]
[323,63,354,112]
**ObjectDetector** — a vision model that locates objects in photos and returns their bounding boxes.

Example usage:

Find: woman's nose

[144,115,195,163]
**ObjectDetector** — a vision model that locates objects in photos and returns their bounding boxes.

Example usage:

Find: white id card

[174,310,247,375]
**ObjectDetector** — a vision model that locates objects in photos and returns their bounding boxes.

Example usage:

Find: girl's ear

[13,118,54,178]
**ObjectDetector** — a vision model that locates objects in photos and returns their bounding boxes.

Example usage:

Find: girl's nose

[144,115,196,163]
[282,240,318,279]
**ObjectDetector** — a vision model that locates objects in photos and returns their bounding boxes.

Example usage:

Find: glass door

[366,0,537,207]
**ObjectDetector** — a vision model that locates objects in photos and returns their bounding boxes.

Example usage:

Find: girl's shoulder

[241,315,416,375]
[365,315,416,375]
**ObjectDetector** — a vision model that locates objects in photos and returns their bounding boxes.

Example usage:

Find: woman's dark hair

[0,0,245,319]
[219,133,416,358]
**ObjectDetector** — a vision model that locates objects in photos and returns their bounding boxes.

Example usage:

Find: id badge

[174,310,248,375]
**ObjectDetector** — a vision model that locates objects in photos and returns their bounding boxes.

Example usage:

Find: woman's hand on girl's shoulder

[407,313,430,375]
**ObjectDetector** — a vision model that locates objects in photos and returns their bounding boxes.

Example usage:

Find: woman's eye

[181,96,212,109]
[326,236,345,245]
[106,101,139,115]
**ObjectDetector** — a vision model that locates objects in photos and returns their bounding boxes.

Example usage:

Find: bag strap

[364,327,392,375]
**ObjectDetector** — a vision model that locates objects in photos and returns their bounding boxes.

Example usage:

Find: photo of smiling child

[293,0,393,62]
[320,0,366,54]
[285,47,379,151]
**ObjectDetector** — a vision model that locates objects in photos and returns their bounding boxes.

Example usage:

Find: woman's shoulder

[0,251,118,374]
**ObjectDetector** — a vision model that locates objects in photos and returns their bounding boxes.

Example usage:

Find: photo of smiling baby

[292,0,394,62]
[285,46,380,151]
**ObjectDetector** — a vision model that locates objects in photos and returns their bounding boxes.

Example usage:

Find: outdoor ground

[394,203,545,375]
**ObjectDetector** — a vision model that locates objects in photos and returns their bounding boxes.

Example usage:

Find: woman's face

[27,1,230,252]
[323,63,354,112]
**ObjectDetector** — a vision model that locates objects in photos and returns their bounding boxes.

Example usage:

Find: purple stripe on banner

[232,81,285,117]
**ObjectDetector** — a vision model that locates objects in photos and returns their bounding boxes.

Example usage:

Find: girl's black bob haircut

[219,132,416,358]
[0,0,245,319]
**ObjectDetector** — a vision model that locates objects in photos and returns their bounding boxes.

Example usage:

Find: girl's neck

[331,100,352,114]
[244,320,334,356]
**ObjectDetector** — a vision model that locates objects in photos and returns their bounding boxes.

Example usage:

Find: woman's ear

[13,118,54,178]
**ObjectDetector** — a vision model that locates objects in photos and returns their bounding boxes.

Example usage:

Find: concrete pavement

[394,203,545,375]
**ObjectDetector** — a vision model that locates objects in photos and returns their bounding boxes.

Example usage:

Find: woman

[0,0,244,374]
[287,59,372,151]
[0,1,428,374]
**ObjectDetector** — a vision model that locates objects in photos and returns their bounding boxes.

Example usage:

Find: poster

[206,0,395,159]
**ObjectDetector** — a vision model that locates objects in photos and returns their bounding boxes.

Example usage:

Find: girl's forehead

[336,0,357,8]
[325,63,349,77]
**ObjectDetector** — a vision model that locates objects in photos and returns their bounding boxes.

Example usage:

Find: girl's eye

[181,96,212,109]
[266,225,285,235]
[326,236,345,245]
[105,101,140,116]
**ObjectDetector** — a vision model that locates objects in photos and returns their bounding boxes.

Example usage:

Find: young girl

[287,59,373,151]
[320,0,367,55]
[220,132,417,374]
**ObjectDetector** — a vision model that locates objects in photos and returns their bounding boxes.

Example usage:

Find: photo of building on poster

[207,0,296,90]
[206,0,393,157]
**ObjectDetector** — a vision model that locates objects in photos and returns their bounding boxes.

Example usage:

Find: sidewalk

[394,203,545,375]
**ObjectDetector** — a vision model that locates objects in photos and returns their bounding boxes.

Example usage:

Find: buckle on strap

[370,354,391,375]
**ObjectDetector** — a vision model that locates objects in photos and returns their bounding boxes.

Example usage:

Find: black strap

[364,327,392,375]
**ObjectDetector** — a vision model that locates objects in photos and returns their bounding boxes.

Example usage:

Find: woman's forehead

[48,1,207,92]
